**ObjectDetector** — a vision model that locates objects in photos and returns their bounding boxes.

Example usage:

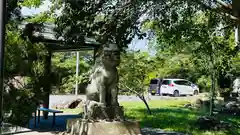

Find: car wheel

[193,90,199,95]
[151,93,156,96]
[173,90,179,97]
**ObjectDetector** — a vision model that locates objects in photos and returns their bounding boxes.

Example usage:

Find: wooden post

[43,50,52,119]
[93,47,97,63]
[0,0,6,132]
[233,0,240,49]
[75,51,79,95]
[233,0,240,17]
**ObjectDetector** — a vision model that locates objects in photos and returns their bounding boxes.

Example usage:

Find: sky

[21,0,150,52]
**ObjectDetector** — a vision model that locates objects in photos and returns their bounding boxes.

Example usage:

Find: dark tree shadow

[1,114,81,134]
[30,114,81,133]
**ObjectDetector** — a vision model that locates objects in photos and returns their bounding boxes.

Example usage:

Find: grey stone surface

[141,128,187,135]
[50,95,85,108]
[85,43,120,105]
[84,105,124,121]
[52,99,82,109]
[83,43,121,120]
[1,123,32,135]
[66,119,141,135]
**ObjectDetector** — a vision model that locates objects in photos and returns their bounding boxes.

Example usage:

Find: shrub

[3,85,38,126]
[197,75,211,92]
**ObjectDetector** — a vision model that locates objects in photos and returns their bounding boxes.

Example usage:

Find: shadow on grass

[125,107,240,134]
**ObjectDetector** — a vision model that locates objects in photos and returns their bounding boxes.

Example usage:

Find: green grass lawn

[62,100,240,135]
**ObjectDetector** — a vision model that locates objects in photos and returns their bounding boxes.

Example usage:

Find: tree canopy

[2,0,240,126]
[54,0,146,51]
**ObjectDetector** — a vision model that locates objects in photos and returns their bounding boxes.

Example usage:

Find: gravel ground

[14,131,54,135]
[141,127,187,135]
[12,127,187,135]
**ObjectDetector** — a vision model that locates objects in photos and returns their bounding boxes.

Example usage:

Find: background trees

[2,0,240,126]
[51,51,93,94]
[54,0,146,50]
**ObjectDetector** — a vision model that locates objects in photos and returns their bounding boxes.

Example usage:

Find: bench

[34,107,63,127]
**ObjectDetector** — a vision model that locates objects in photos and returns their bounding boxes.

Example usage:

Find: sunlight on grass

[120,99,187,108]
[122,100,240,135]
[60,99,239,135]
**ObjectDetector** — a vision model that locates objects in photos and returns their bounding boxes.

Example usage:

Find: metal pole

[75,51,79,95]
[0,0,6,132]
[93,48,97,63]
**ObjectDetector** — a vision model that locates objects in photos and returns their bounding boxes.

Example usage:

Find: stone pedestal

[89,105,124,120]
[66,119,141,135]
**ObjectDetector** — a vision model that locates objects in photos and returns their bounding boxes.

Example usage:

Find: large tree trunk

[210,73,215,116]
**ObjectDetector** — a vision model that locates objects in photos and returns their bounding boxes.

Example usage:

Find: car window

[184,81,192,86]
[174,80,191,86]
[162,80,171,85]
[174,80,184,85]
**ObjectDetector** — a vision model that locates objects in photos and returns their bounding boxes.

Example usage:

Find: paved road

[49,94,205,108]
[49,94,144,107]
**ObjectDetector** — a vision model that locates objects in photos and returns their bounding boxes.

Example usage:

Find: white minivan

[160,79,199,97]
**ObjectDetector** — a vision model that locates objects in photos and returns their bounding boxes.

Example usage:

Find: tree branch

[121,83,140,96]
[195,0,240,22]
[216,0,232,10]
[120,83,152,115]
